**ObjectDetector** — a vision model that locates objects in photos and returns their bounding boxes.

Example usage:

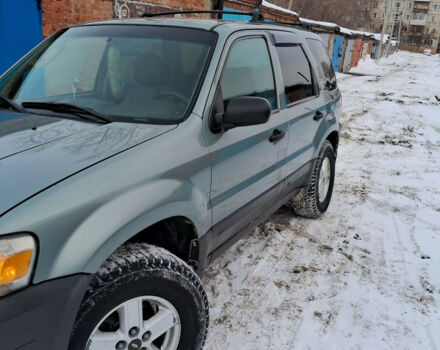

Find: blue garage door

[0,0,43,75]
[332,35,345,72]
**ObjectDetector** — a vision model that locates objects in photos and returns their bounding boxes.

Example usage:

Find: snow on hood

[0,113,176,216]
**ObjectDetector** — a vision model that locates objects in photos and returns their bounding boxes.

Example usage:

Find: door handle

[269,129,285,143]
[313,111,324,121]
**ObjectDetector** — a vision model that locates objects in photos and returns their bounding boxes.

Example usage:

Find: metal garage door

[0,0,43,75]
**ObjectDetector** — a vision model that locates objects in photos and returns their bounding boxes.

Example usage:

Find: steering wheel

[154,91,188,105]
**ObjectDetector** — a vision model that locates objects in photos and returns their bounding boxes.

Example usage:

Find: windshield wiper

[0,95,27,113]
[21,102,112,124]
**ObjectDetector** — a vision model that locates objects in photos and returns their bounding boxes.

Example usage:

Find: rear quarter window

[306,38,337,90]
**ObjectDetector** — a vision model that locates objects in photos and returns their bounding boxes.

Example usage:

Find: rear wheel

[291,140,336,218]
[69,243,209,350]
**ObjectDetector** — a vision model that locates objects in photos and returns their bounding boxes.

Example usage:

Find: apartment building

[369,0,440,53]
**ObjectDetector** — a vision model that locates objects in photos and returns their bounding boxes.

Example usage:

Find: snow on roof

[299,16,391,42]
[372,33,391,43]
[262,1,298,16]
[340,27,353,35]
[299,17,339,29]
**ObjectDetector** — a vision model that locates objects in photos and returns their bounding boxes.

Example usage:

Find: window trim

[218,35,279,113]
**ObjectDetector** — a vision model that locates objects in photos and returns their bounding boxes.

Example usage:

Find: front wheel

[69,243,209,350]
[291,140,336,218]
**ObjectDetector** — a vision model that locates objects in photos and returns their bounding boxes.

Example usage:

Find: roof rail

[141,9,265,22]
[139,8,312,31]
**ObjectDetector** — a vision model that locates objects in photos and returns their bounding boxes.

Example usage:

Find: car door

[269,31,324,191]
[202,33,288,254]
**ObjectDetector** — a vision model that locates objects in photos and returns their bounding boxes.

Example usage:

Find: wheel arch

[127,215,200,270]
[81,208,205,277]
[326,130,339,156]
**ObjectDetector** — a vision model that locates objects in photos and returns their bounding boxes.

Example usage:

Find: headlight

[0,234,36,297]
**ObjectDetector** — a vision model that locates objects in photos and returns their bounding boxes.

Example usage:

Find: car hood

[0,112,176,217]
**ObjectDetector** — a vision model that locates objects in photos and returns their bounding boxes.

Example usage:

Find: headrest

[133,53,163,86]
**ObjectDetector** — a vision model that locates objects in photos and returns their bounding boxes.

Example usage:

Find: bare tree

[270,0,372,30]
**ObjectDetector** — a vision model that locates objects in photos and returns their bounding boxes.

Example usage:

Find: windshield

[0,25,216,124]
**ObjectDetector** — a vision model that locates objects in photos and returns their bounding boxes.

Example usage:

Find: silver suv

[0,14,341,350]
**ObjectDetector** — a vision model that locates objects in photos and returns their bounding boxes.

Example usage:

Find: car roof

[81,18,319,39]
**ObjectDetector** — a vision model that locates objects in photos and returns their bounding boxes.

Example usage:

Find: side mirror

[212,96,271,132]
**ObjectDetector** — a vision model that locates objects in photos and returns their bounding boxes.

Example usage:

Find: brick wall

[41,0,298,38]
[41,0,213,37]
[42,0,113,37]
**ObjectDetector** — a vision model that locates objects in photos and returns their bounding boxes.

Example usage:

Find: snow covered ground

[204,51,440,350]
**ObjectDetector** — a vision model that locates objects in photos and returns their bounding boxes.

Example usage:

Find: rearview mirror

[213,96,271,132]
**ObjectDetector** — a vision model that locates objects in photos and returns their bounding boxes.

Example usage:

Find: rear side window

[275,45,315,105]
[221,38,276,110]
[306,38,337,90]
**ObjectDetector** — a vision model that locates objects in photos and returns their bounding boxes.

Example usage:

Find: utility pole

[380,0,391,57]
[387,3,398,56]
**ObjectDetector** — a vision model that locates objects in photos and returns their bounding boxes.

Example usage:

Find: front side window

[220,38,276,110]
[0,25,217,124]
[276,45,316,105]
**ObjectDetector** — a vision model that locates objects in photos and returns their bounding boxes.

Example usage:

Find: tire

[69,243,209,350]
[291,140,336,219]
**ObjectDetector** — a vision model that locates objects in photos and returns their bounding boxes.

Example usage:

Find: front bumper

[0,274,91,350]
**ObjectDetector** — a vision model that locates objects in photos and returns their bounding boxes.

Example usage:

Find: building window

[404,14,410,20]
[373,1,379,8]
[381,13,385,19]
[406,2,412,9]
[372,12,377,18]
[384,1,388,8]
[412,13,426,20]
[394,1,401,9]
[429,15,437,23]
[414,3,429,10]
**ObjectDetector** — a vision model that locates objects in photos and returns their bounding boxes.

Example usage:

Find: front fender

[73,179,209,275]
[0,115,212,283]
